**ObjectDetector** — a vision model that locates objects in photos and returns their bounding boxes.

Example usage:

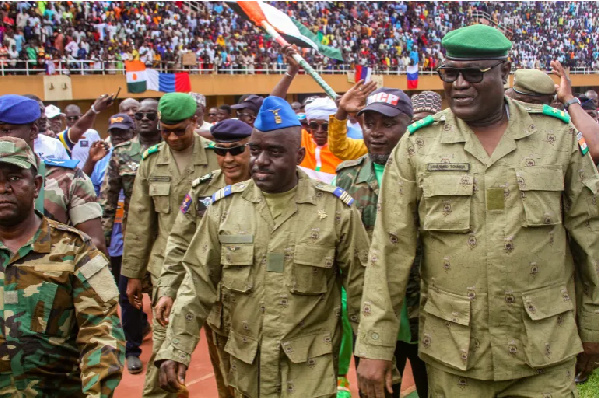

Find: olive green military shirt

[121,135,219,281]
[355,98,599,381]
[156,171,370,398]
[157,170,227,300]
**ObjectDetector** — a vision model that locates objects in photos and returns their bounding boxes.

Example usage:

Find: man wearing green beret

[121,92,219,398]
[356,24,599,397]
[506,69,556,105]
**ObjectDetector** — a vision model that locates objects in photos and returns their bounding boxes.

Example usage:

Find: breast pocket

[290,245,335,295]
[220,241,254,294]
[515,167,564,226]
[421,174,474,232]
[149,182,171,214]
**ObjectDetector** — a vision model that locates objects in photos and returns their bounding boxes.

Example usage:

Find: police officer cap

[442,24,512,60]
[231,94,264,114]
[158,93,197,125]
[108,113,135,130]
[0,94,41,125]
[512,69,556,96]
[254,96,301,132]
[0,136,38,171]
[210,119,253,143]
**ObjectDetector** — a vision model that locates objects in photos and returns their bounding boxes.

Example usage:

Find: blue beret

[210,119,253,143]
[254,96,300,132]
[0,95,41,125]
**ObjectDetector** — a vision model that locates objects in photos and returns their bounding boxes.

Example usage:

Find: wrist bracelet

[90,104,100,114]
[285,71,294,77]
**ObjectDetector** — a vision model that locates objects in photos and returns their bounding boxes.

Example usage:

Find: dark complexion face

[109,127,135,147]
[361,111,410,164]
[216,138,250,184]
[137,100,159,136]
[160,117,196,152]
[237,109,257,127]
[65,107,81,128]
[0,123,37,148]
[208,108,218,123]
[306,118,329,147]
[216,109,230,122]
[0,164,42,227]
[443,59,511,124]
[249,128,305,193]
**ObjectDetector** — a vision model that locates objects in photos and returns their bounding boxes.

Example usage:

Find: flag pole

[261,22,337,100]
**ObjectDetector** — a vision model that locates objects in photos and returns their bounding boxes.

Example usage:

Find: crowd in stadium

[0,1,597,74]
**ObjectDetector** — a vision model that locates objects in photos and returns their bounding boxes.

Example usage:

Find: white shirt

[70,129,101,165]
[34,134,69,161]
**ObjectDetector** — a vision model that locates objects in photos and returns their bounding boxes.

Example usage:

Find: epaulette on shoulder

[211,181,247,203]
[192,172,214,188]
[336,156,365,172]
[540,104,571,123]
[113,139,132,150]
[48,218,91,241]
[44,158,79,169]
[407,115,436,135]
[142,143,162,159]
[315,184,355,206]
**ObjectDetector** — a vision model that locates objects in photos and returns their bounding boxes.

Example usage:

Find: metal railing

[0,59,597,77]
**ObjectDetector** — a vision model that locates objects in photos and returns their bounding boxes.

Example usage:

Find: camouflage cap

[512,69,556,96]
[158,93,197,125]
[0,136,37,170]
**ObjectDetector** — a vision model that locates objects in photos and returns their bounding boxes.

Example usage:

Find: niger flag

[126,61,147,94]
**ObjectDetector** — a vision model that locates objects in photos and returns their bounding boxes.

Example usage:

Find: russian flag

[147,70,191,93]
[355,65,372,83]
[407,65,419,89]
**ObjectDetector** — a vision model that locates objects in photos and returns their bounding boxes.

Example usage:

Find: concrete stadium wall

[0,73,597,137]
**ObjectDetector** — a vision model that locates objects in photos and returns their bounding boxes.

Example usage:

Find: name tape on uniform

[427,163,470,172]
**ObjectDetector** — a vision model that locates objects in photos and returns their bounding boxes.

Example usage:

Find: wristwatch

[564,97,581,109]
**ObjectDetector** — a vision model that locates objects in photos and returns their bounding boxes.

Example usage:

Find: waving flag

[126,61,148,93]
[354,65,372,83]
[126,61,191,94]
[407,65,419,89]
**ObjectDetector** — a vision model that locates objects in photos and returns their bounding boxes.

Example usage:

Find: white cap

[45,104,63,119]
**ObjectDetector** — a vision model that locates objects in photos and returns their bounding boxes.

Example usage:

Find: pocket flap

[583,177,599,195]
[281,332,333,364]
[221,244,254,266]
[515,167,564,191]
[224,331,259,364]
[149,183,171,196]
[422,174,473,197]
[219,234,254,244]
[423,289,471,326]
[294,244,335,268]
[522,285,574,321]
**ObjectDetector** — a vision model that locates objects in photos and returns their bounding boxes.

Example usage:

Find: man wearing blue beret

[157,97,370,398]
[0,94,107,254]
[357,24,599,397]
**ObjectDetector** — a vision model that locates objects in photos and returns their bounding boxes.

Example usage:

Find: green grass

[577,369,599,398]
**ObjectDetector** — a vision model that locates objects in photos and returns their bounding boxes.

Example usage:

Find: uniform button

[461,349,468,362]
[370,332,379,340]
[543,214,552,224]
[508,344,517,354]
[173,338,179,344]
[505,294,515,304]
[422,334,431,348]
[527,303,536,313]
[350,315,358,322]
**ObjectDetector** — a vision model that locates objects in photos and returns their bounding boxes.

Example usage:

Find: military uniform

[100,136,151,246]
[121,133,218,397]
[355,98,599,395]
[0,216,125,397]
[156,171,369,398]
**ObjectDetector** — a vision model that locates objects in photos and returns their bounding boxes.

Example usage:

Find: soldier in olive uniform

[121,93,218,397]
[0,137,125,397]
[335,87,428,398]
[154,119,253,398]
[356,24,599,398]
[156,97,369,398]
[0,95,106,254]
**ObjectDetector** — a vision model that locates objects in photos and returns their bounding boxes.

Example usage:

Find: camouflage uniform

[99,136,149,246]
[158,169,234,398]
[120,135,218,398]
[156,171,369,398]
[0,216,125,397]
[355,100,599,395]
[36,158,102,226]
[336,156,421,339]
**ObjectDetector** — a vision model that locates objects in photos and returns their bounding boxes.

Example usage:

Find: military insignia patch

[197,196,212,216]
[577,131,589,156]
[211,185,233,203]
[180,193,193,214]
[333,187,355,206]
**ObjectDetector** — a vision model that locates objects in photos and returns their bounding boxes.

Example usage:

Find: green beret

[442,24,512,60]
[513,69,556,96]
[158,93,197,125]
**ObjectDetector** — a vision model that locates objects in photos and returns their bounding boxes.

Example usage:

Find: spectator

[216,103,231,122]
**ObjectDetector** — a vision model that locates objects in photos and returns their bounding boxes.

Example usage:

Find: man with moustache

[154,119,253,398]
[356,24,598,398]
[121,93,218,397]
[156,97,369,398]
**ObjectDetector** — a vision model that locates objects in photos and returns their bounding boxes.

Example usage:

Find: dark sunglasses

[135,112,157,121]
[66,116,80,121]
[308,122,329,131]
[161,128,187,137]
[238,113,256,120]
[437,60,504,84]
[213,144,247,157]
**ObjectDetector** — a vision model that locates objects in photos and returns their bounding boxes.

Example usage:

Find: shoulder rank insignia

[577,131,589,156]
[180,193,193,214]
[211,185,233,203]
[333,187,355,206]
[205,140,216,149]
[336,156,365,172]
[541,104,571,123]
[192,172,214,188]
[408,115,435,135]
[44,158,80,168]
[142,144,161,159]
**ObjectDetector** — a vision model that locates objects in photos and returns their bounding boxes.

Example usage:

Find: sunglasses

[161,128,187,137]
[135,112,157,121]
[213,144,247,157]
[238,113,256,120]
[66,116,80,121]
[437,60,504,84]
[308,122,329,132]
